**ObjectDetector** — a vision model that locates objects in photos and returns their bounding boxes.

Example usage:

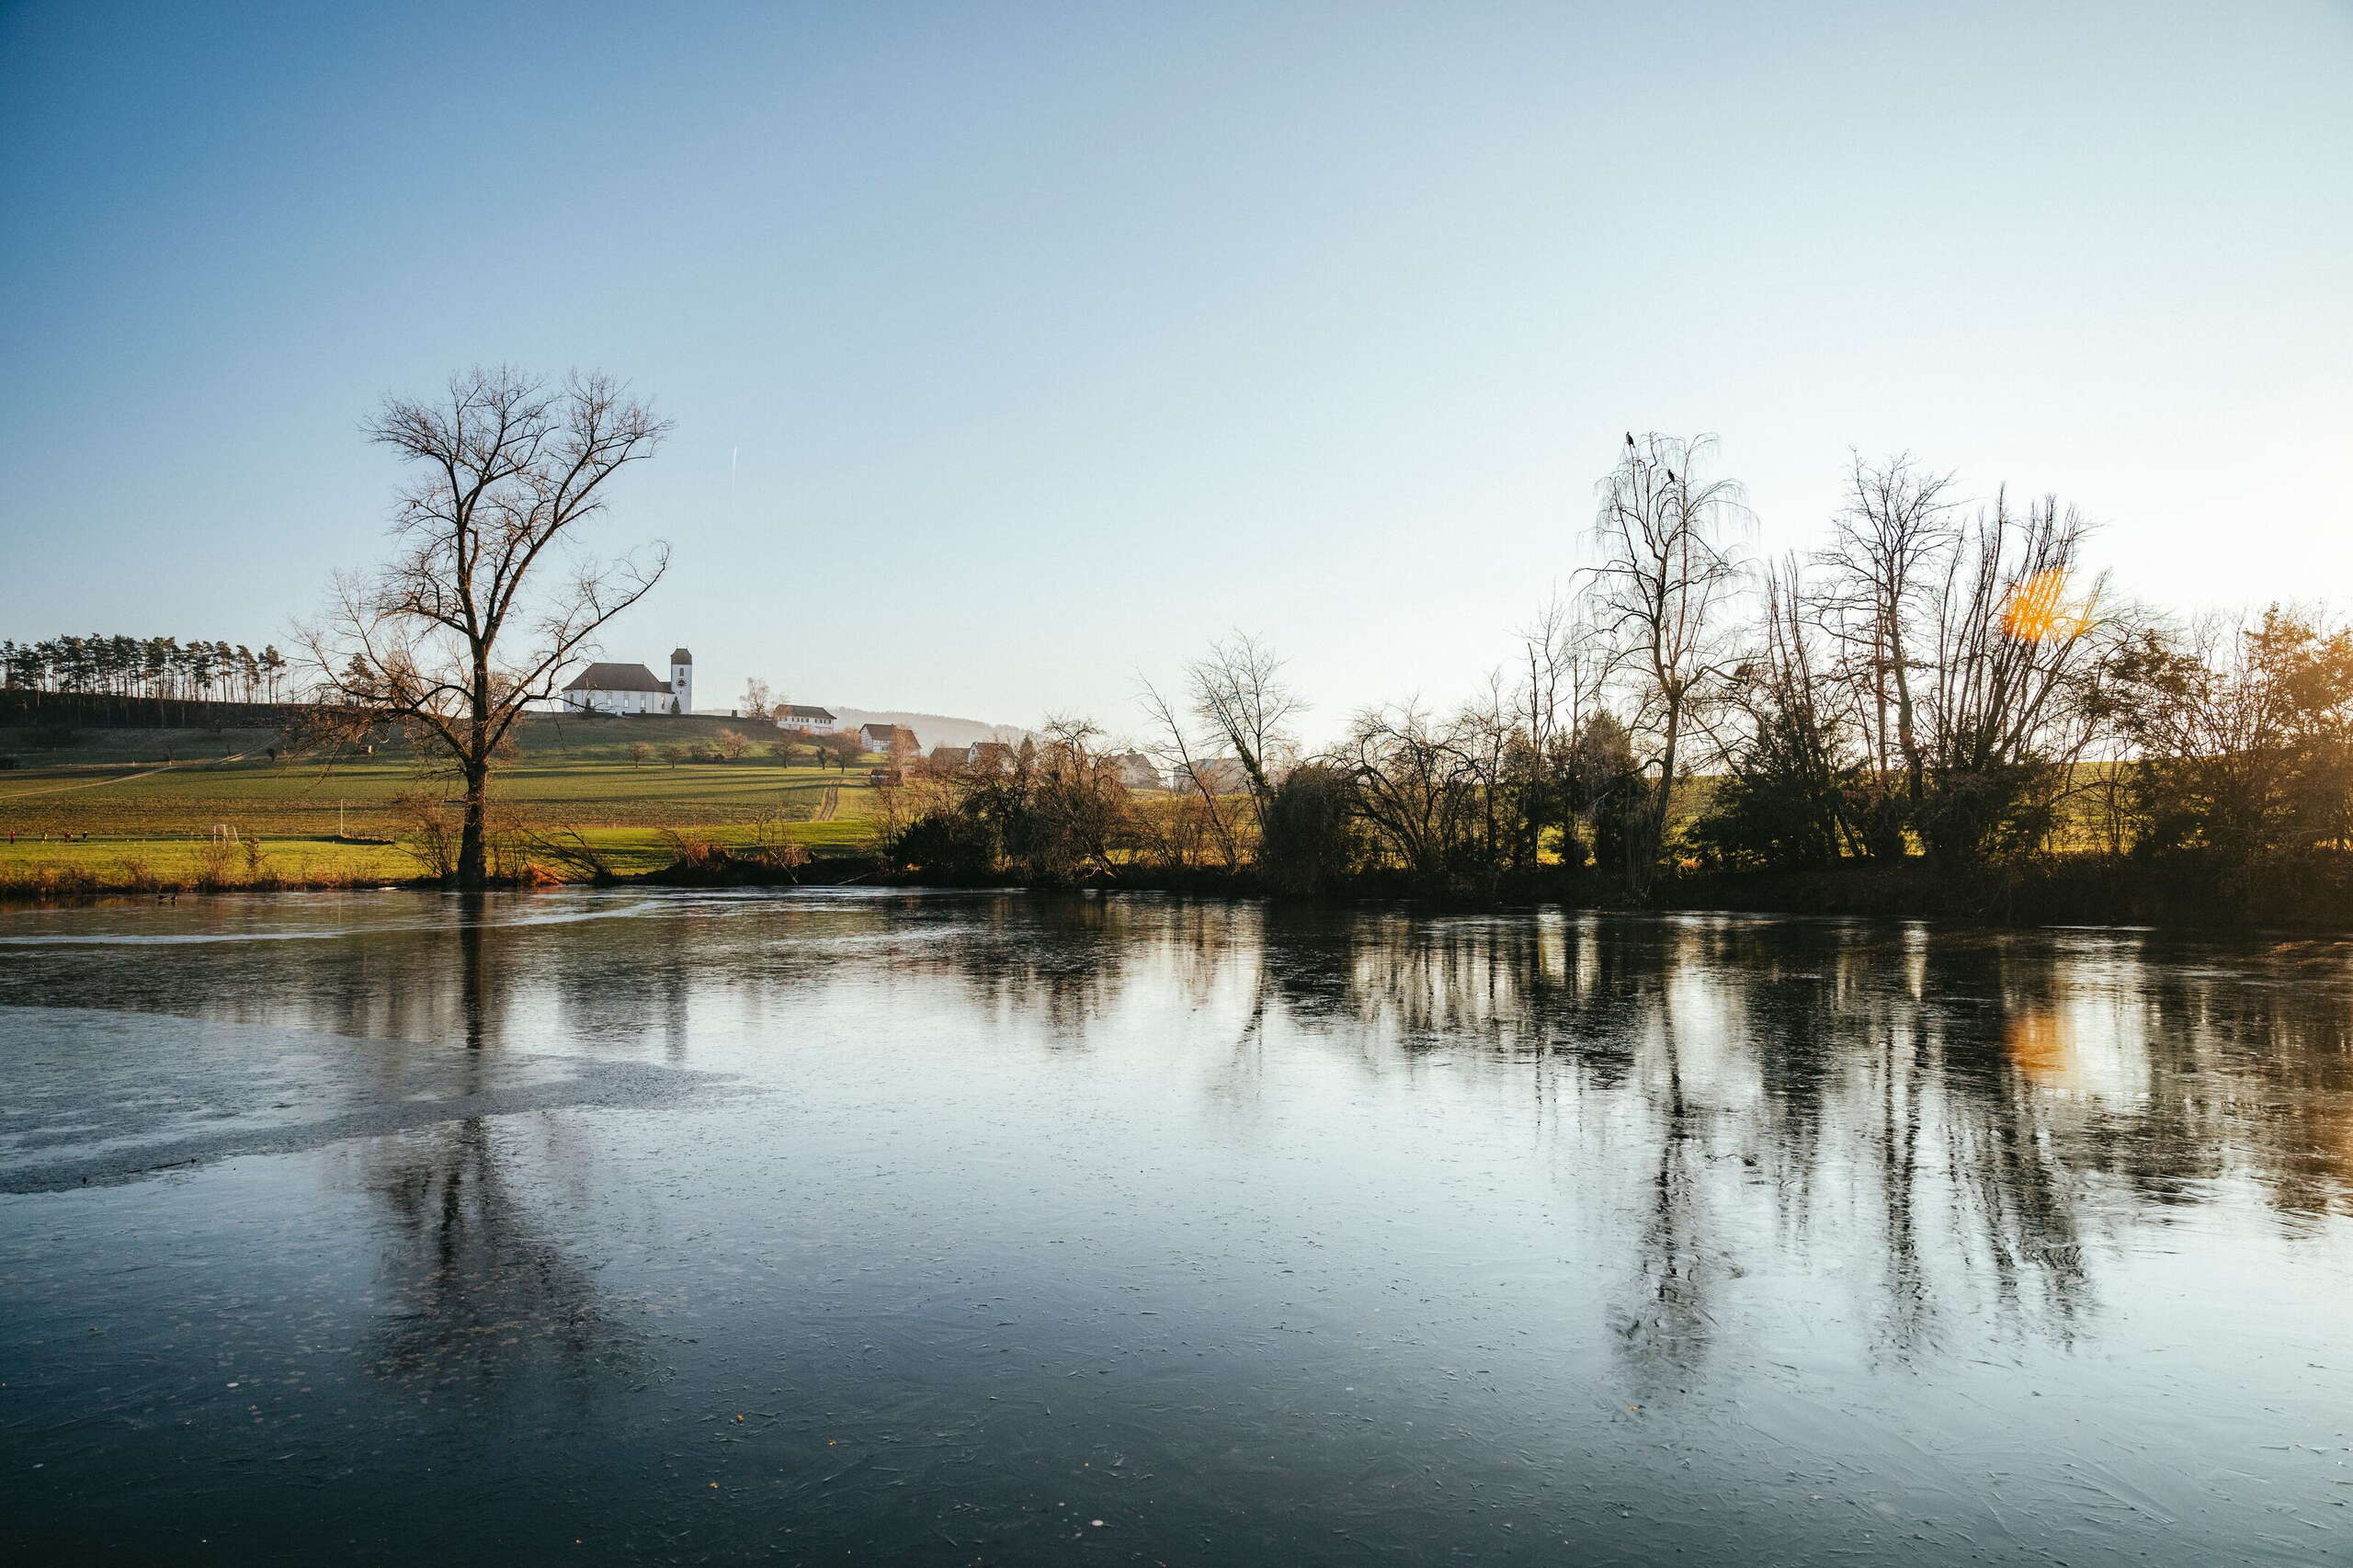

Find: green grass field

[0,712,880,887]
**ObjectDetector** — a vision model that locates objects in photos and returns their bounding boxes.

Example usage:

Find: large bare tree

[302,368,670,888]
[1187,631,1303,827]
[1910,491,2109,862]
[1135,631,1304,863]
[1512,594,1608,869]
[1816,452,1958,852]
[1135,676,1245,869]
[1584,432,1751,878]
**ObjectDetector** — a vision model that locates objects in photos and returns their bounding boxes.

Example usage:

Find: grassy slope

[0,712,877,883]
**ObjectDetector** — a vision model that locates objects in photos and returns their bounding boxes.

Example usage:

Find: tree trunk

[1644,701,1681,886]
[457,763,489,889]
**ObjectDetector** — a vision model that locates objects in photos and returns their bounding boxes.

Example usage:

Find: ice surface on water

[4,889,2352,1565]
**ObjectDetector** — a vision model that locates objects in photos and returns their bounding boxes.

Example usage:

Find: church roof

[670,648,693,664]
[563,662,670,693]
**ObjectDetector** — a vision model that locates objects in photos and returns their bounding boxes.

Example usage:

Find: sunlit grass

[0,713,879,888]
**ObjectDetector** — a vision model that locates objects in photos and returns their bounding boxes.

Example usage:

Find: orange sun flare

[2000,570,2092,643]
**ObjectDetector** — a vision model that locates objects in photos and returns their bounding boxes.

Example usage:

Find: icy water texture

[4,892,2352,1565]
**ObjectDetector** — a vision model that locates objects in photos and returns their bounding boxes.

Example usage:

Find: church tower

[669,648,693,715]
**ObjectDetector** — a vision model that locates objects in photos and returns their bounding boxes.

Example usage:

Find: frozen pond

[4,890,2351,1563]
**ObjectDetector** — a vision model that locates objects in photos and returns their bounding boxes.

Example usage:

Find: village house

[772,704,840,734]
[1171,756,1250,795]
[860,722,919,755]
[560,649,693,716]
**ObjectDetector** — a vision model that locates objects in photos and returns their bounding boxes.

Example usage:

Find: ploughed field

[0,713,876,881]
[5,893,2352,1566]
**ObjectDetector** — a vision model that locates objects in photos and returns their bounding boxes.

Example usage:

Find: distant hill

[685,707,1029,751]
[824,710,1031,751]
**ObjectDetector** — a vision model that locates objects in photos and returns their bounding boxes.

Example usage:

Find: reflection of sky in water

[5,891,2353,1564]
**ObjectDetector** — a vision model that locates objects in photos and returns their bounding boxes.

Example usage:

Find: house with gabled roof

[860,722,919,756]
[773,704,841,734]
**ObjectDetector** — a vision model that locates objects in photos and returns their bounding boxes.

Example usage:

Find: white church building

[559,648,693,716]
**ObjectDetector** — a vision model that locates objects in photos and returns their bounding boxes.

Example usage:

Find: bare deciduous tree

[1186,632,1303,832]
[300,367,669,888]
[1697,556,1862,869]
[1338,700,1486,883]
[1136,675,1244,869]
[1817,452,1959,853]
[1913,491,2110,862]
[1513,594,1608,869]
[1136,634,1303,869]
[2108,608,2353,896]
[1584,432,1751,879]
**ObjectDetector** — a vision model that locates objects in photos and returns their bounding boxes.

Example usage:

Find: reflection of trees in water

[899,893,1149,1044]
[1923,942,2092,1345]
[359,900,647,1409]
[2076,937,2353,1218]
[541,903,697,1061]
[165,894,492,1049]
[362,1111,647,1404]
[101,889,2353,1388]
[1235,912,2353,1370]
[1623,988,1716,1390]
[1866,983,1936,1356]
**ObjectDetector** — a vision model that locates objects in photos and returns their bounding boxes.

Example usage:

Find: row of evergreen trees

[0,634,291,705]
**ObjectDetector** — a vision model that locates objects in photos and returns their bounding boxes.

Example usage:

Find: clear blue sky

[3,0,2348,740]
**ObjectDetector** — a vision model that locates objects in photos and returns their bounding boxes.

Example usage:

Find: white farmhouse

[773,704,840,734]
[560,647,694,716]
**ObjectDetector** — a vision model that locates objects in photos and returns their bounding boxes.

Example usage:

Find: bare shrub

[519,823,615,882]
[390,790,460,880]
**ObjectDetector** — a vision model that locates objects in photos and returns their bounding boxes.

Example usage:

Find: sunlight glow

[2001,571,2095,645]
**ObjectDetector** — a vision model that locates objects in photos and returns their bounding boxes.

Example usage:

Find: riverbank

[859,854,2353,933]
[0,836,887,898]
[14,844,2350,936]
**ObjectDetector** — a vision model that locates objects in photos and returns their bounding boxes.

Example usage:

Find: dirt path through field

[814,784,840,821]
[0,755,249,801]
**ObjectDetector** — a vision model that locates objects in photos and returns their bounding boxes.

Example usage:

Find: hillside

[0,710,881,887]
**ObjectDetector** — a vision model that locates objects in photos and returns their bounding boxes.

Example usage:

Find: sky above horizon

[3,0,2348,744]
